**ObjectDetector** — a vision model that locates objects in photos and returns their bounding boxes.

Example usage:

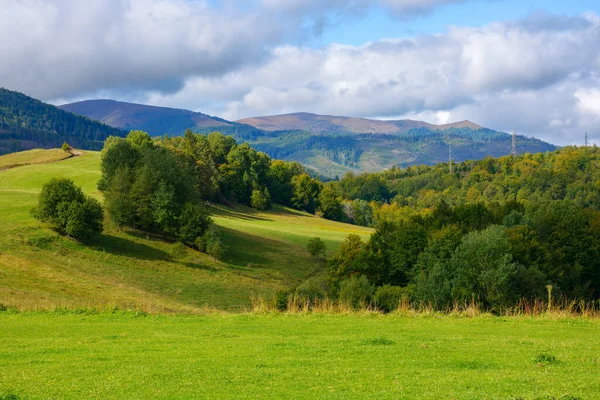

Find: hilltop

[237,112,482,134]
[60,99,231,137]
[0,88,123,155]
[59,98,556,178]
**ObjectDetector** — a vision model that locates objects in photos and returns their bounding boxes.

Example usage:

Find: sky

[1,0,599,145]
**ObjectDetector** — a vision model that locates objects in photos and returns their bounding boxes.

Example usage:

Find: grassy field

[0,148,72,170]
[0,149,372,312]
[1,312,598,399]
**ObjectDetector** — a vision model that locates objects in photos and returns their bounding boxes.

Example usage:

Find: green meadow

[0,150,372,312]
[1,312,598,399]
[1,150,598,400]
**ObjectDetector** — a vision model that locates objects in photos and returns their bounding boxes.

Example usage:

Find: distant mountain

[55,97,557,178]
[237,112,482,135]
[60,99,231,137]
[0,88,124,155]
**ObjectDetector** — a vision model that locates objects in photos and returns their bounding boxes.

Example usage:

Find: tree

[291,173,321,213]
[178,203,212,246]
[328,234,366,287]
[31,178,103,240]
[61,142,72,152]
[451,225,518,308]
[126,130,154,151]
[307,237,327,259]
[250,187,272,210]
[318,185,343,220]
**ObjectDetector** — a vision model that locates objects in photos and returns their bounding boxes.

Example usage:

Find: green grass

[0,148,72,170]
[0,150,372,312]
[1,312,598,399]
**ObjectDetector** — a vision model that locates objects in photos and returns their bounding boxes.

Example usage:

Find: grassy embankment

[0,149,372,312]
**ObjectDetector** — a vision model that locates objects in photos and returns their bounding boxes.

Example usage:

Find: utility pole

[511,131,517,157]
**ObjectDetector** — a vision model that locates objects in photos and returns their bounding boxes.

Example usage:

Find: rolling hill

[60,99,231,137]
[0,88,124,155]
[54,98,556,178]
[0,149,372,312]
[237,112,482,134]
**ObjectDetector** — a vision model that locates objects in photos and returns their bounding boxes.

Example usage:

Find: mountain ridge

[5,92,557,177]
[59,99,231,137]
[237,112,482,134]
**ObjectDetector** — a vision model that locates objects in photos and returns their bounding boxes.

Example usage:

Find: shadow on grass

[217,226,320,282]
[89,234,171,262]
[184,261,218,272]
[209,205,273,222]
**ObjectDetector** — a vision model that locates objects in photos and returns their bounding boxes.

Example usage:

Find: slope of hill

[60,99,231,137]
[0,150,372,312]
[0,88,124,155]
[237,112,482,134]
[58,97,557,178]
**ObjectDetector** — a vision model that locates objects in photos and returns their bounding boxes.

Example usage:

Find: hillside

[0,88,123,155]
[237,112,482,134]
[60,98,556,178]
[0,150,372,312]
[59,99,231,136]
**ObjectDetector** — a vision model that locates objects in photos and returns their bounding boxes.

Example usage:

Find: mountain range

[1,88,556,177]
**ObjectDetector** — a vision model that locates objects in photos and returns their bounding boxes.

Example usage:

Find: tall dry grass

[251,294,600,318]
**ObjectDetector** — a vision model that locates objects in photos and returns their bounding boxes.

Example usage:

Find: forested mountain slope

[60,98,557,178]
[60,99,231,137]
[0,88,123,154]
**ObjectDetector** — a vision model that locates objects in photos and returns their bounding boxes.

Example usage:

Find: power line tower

[449,143,453,173]
[585,132,588,147]
[511,131,517,157]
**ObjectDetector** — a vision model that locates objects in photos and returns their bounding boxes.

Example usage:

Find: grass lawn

[0,150,372,312]
[1,312,598,399]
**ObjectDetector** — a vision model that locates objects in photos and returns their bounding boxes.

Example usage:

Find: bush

[275,290,290,311]
[31,178,103,240]
[307,237,326,259]
[339,275,374,309]
[250,187,271,210]
[374,285,404,313]
[203,225,226,260]
[177,202,212,245]
[64,198,104,240]
[295,278,328,304]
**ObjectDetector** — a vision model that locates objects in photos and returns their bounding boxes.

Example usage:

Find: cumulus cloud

[0,0,282,99]
[146,11,600,145]
[1,1,599,145]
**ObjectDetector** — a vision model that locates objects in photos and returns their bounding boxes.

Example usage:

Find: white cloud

[144,11,600,145]
[0,0,281,99]
[1,2,599,145]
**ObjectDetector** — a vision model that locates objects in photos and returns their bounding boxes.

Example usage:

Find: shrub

[374,285,404,313]
[31,178,103,240]
[204,225,226,260]
[295,278,328,304]
[178,202,212,245]
[307,237,326,259]
[275,290,290,311]
[250,187,272,210]
[339,275,374,309]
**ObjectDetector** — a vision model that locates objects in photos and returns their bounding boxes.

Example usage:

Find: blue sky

[310,0,600,47]
[1,0,599,144]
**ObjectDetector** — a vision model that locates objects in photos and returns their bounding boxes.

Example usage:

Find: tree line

[324,200,600,311]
